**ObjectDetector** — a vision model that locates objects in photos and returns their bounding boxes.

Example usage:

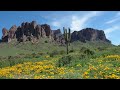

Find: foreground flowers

[0,54,120,79]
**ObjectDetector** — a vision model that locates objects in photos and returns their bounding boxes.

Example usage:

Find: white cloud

[104,26,120,38]
[40,11,103,31]
[51,21,61,27]
[105,18,120,24]
[104,26,120,34]
[70,11,102,32]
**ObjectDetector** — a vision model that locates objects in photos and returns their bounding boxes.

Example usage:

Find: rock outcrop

[71,28,111,43]
[52,29,65,45]
[41,24,52,38]
[8,25,17,39]
[1,21,64,44]
[35,24,46,38]
[2,28,8,42]
[1,21,111,44]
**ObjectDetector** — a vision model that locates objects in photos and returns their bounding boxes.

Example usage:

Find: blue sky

[0,11,120,45]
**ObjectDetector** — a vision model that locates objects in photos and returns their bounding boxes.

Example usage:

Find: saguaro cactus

[63,27,71,54]
[68,28,71,46]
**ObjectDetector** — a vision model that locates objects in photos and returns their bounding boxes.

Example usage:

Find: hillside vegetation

[0,40,120,79]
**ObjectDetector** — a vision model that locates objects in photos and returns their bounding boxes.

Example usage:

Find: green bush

[38,52,44,55]
[50,50,59,57]
[32,53,36,58]
[97,47,106,51]
[80,47,88,52]
[44,40,48,43]
[69,49,74,53]
[80,47,95,56]
[84,49,94,56]
[19,53,25,56]
[56,55,75,67]
[79,54,86,59]
[56,54,88,67]
[59,50,66,55]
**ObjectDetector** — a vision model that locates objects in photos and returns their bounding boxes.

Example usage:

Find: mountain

[71,28,111,43]
[1,21,64,45]
[1,21,111,44]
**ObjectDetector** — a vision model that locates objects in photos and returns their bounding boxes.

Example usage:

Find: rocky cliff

[1,21,63,44]
[1,21,111,44]
[71,28,111,43]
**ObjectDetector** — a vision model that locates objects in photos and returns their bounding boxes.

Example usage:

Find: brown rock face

[36,24,46,38]
[2,28,8,42]
[15,21,49,42]
[8,25,17,39]
[52,29,61,35]
[31,21,37,29]
[1,21,56,43]
[41,24,51,37]
[2,28,8,38]
[1,21,111,45]
[52,29,65,45]
[71,28,111,43]
[15,26,24,42]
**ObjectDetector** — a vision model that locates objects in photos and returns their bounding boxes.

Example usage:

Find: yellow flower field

[0,55,120,79]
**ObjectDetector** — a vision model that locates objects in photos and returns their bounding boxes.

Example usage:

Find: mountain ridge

[0,21,111,44]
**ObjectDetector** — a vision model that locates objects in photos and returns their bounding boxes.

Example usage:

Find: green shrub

[19,53,25,56]
[97,47,106,51]
[59,50,66,55]
[80,47,95,56]
[50,50,59,57]
[56,55,75,67]
[56,54,80,67]
[32,53,36,58]
[80,47,88,52]
[38,52,44,55]
[44,40,48,43]
[79,54,86,59]
[56,54,88,68]
[69,49,74,53]
[84,49,94,56]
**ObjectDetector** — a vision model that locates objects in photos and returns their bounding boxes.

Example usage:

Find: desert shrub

[50,50,59,57]
[44,40,48,43]
[79,54,86,59]
[32,53,36,58]
[69,49,75,53]
[31,53,42,58]
[56,54,88,67]
[80,47,95,56]
[97,47,106,51]
[91,50,113,59]
[84,49,94,56]
[3,56,22,67]
[80,47,88,52]
[35,56,40,58]
[24,54,31,59]
[8,56,12,59]
[38,52,44,55]
[19,53,25,56]
[59,50,66,55]
[57,55,74,67]
[0,55,45,68]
